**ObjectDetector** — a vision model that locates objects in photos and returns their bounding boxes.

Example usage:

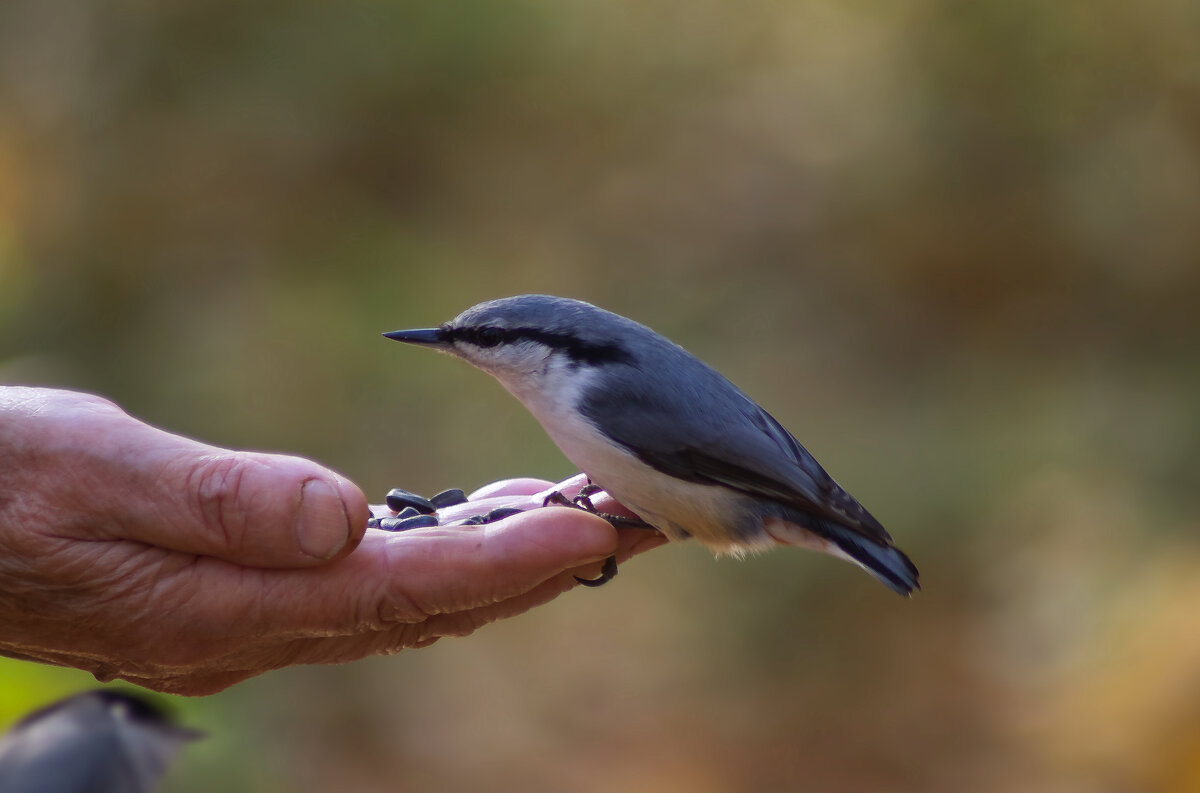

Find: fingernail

[297,479,352,560]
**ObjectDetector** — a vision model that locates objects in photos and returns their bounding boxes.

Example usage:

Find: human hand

[0,387,665,695]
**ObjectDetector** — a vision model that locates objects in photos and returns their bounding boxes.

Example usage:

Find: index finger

[188,506,621,640]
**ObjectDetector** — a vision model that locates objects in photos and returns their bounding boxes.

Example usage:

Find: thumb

[112,446,368,568]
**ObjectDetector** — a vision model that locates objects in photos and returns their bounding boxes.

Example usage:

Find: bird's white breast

[492,359,767,553]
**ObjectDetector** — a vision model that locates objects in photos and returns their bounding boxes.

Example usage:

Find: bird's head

[384,295,634,387]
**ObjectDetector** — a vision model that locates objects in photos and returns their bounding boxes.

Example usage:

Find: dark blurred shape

[0,690,203,793]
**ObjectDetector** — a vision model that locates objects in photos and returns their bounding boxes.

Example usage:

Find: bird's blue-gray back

[576,333,892,545]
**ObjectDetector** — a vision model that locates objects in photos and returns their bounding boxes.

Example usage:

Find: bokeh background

[2,0,1200,790]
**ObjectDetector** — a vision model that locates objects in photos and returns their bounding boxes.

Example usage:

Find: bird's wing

[580,374,893,545]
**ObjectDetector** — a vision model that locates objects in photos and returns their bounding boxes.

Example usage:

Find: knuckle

[399,612,487,646]
[373,624,440,656]
[33,388,124,416]
[188,455,249,553]
[369,584,428,630]
[70,391,124,414]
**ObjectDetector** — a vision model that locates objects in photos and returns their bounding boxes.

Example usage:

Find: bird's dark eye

[474,326,505,347]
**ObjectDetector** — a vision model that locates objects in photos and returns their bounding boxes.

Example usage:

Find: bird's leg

[542,490,618,585]
[542,490,575,508]
[575,492,656,530]
[575,555,618,588]
[541,487,656,587]
[543,489,655,530]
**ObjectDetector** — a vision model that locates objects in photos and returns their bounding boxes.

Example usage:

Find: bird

[384,294,919,595]
[0,689,203,793]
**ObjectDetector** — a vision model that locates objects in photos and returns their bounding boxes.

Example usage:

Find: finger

[369,508,617,619]
[80,420,369,567]
[369,478,554,521]
[291,529,669,665]
[169,451,368,567]
[289,568,586,664]
[467,478,555,500]
[621,528,670,556]
[530,475,642,518]
[539,473,591,499]
[186,506,619,638]
[441,474,646,524]
[565,526,669,583]
[437,478,664,555]
[432,489,549,524]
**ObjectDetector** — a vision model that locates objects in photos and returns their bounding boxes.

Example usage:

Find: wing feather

[580,371,893,545]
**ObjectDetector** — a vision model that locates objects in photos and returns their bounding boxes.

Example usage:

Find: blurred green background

[2,0,1200,790]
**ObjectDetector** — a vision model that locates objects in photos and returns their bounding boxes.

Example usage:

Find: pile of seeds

[367,487,528,532]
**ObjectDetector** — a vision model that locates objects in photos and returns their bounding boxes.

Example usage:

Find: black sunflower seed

[429,488,468,508]
[385,489,436,514]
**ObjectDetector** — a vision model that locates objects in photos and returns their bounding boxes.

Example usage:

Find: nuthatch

[385,295,918,595]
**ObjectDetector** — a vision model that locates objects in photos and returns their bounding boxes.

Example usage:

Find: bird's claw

[575,555,618,587]
[542,488,655,530]
[543,490,575,508]
[541,485,660,588]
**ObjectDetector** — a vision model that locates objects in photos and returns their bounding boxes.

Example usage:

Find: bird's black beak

[382,328,447,347]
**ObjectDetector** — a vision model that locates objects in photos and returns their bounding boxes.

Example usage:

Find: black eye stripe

[444,325,631,365]
[446,325,513,348]
[475,326,505,347]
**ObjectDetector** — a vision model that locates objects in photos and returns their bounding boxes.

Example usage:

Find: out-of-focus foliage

[2,0,1199,791]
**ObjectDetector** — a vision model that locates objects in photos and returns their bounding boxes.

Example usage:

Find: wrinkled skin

[0,387,664,695]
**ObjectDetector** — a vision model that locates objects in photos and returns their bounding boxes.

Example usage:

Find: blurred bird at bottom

[0,690,203,793]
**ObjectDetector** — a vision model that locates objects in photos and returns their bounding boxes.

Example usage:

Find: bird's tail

[827,525,921,596]
[766,516,921,596]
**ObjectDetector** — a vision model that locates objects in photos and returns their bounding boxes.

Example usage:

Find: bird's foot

[542,487,657,587]
[541,489,654,530]
[542,491,616,585]
[575,555,619,588]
